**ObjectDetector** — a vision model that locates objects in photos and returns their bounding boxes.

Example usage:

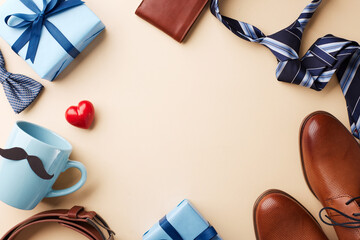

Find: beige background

[0,0,358,239]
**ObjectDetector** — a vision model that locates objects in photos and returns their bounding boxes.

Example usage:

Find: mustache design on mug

[0,147,54,180]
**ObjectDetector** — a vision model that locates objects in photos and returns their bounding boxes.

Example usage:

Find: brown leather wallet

[1,206,115,240]
[135,0,208,42]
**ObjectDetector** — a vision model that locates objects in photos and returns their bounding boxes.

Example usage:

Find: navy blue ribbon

[159,216,217,240]
[5,0,83,63]
[159,216,183,240]
[195,226,217,240]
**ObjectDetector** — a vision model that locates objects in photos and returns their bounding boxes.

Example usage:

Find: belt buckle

[86,216,116,240]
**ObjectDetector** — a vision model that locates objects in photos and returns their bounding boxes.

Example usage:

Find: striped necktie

[210,0,360,139]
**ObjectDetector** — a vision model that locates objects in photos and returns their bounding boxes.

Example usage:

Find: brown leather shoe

[301,111,360,240]
[253,189,328,240]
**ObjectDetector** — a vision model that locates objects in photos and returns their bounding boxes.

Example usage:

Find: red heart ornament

[65,100,95,129]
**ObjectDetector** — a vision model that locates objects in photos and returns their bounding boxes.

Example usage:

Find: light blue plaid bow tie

[0,51,43,113]
[211,0,360,139]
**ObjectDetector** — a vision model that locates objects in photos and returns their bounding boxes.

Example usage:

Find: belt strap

[1,206,115,240]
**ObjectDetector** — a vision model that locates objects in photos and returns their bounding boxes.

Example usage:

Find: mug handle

[45,160,87,198]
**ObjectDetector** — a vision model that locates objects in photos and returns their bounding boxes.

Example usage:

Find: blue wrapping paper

[143,199,222,240]
[0,0,105,80]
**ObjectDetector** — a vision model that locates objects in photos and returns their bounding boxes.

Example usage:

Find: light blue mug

[0,121,87,210]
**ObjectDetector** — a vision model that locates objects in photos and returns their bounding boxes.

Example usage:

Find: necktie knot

[211,0,360,138]
[264,22,303,61]
[0,67,10,84]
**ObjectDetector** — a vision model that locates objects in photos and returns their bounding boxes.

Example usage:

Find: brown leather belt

[1,206,115,240]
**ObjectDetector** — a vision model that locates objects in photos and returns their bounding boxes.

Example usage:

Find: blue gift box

[143,199,222,240]
[0,0,105,81]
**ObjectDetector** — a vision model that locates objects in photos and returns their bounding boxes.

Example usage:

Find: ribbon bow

[0,50,43,113]
[5,0,83,63]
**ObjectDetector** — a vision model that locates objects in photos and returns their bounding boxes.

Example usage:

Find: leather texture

[135,0,208,42]
[253,189,328,240]
[1,206,115,240]
[301,111,360,240]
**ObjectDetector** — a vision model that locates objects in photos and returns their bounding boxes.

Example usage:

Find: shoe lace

[319,196,360,228]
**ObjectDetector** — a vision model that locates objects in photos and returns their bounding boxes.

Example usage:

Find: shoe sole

[253,189,322,240]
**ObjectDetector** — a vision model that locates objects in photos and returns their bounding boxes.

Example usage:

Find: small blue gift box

[0,0,105,80]
[143,199,222,240]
